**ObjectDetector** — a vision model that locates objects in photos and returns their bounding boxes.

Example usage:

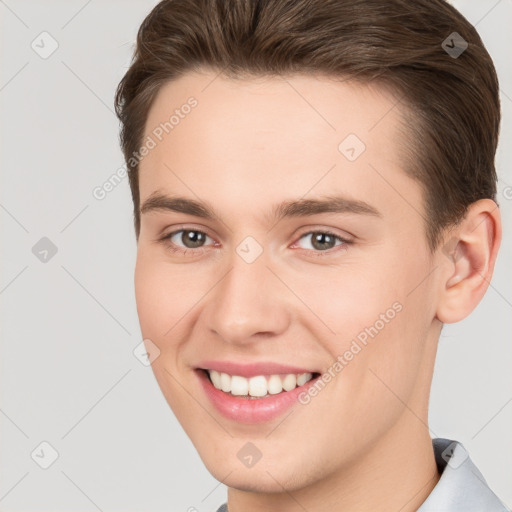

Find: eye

[158,227,351,257]
[293,230,350,254]
[161,228,214,254]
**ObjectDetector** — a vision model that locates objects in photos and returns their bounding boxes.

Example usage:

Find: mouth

[195,366,322,423]
[201,368,320,399]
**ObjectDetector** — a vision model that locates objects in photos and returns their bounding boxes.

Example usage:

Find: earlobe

[435,199,501,324]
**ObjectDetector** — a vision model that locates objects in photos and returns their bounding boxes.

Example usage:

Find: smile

[206,369,316,398]
[195,364,321,423]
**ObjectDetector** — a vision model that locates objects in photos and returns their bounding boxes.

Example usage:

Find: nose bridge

[205,245,290,344]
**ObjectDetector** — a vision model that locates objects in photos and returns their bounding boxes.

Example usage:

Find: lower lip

[196,369,319,424]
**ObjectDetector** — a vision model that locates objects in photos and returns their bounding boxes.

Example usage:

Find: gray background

[0,1,510,510]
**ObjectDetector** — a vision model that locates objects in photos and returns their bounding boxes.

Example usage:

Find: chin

[198,447,318,494]
[217,467,297,494]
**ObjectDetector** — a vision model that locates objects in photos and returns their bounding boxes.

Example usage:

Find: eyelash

[159,227,352,258]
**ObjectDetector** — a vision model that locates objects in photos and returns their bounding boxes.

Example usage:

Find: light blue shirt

[215,438,510,511]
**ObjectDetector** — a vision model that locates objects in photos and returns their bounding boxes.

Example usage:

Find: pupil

[184,230,204,248]
[313,233,335,250]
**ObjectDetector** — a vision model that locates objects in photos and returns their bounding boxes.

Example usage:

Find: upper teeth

[207,370,314,397]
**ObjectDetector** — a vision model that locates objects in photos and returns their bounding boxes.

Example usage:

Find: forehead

[139,70,421,227]
[143,71,404,158]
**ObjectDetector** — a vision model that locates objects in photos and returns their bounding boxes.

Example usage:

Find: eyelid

[289,228,352,254]
[291,225,354,244]
[158,224,216,243]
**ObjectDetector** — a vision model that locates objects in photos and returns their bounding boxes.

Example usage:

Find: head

[115,0,501,497]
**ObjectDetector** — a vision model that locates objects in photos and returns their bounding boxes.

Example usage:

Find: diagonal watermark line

[298,163,337,199]
[265,470,310,511]
[265,409,294,438]
[474,0,503,26]
[0,61,29,92]
[369,95,404,132]
[163,162,233,233]
[0,408,29,438]
[266,164,337,234]
[265,266,336,334]
[471,396,512,440]
[61,0,93,29]
[61,265,131,335]
[468,203,498,234]
[61,61,116,115]
[500,87,512,104]
[0,0,29,28]
[163,267,233,337]
[0,203,29,232]
[201,470,234,502]
[477,271,512,309]
[283,77,336,130]
[61,471,103,511]
[61,369,132,439]
[164,367,233,438]
[60,204,89,233]
[368,367,438,438]
[406,265,438,297]
[0,265,29,295]
[0,472,29,503]
[369,163,429,225]
[200,66,228,93]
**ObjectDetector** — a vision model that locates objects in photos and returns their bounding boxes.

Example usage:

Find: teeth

[297,373,311,386]
[210,370,221,389]
[248,376,268,397]
[231,375,249,396]
[268,375,283,395]
[207,370,314,397]
[282,374,297,391]
[220,372,231,393]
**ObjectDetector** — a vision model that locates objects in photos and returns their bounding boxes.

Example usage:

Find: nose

[203,250,291,346]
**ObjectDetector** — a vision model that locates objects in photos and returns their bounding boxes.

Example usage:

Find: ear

[435,199,502,324]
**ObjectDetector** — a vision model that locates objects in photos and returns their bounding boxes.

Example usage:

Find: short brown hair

[114,0,500,249]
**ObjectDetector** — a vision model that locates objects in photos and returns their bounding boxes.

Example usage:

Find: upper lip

[197,360,319,378]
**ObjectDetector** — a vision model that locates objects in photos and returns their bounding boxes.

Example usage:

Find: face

[135,71,443,493]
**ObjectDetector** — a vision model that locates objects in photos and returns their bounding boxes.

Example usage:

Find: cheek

[134,252,204,419]
[134,249,205,341]
[303,252,433,392]
[287,262,401,348]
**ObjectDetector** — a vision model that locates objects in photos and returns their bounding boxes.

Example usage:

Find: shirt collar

[417,438,509,511]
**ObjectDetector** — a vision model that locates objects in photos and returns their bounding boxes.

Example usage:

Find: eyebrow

[140,192,381,223]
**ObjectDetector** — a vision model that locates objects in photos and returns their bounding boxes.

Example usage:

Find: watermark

[93,164,128,200]
[441,441,469,469]
[93,96,198,200]
[338,133,366,162]
[32,237,58,263]
[298,301,403,405]
[31,441,59,469]
[441,32,468,59]
[126,96,198,170]
[31,31,59,59]
[236,236,263,263]
[237,441,262,468]
[442,236,463,263]
[133,339,161,366]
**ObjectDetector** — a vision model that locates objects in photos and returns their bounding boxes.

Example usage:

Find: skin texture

[134,70,501,512]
